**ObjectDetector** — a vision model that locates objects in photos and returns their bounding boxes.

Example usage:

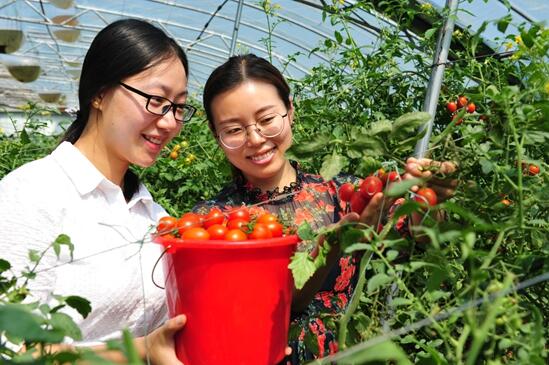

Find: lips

[248,148,275,162]
[143,134,163,145]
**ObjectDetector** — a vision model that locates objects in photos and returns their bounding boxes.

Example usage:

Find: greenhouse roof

[0,0,547,111]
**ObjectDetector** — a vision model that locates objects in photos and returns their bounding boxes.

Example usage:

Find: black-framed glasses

[118,82,196,123]
[217,112,288,149]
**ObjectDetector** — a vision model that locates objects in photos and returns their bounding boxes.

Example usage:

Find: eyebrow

[217,105,280,125]
[147,82,188,98]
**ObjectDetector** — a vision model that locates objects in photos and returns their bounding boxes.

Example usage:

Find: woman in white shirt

[0,18,195,364]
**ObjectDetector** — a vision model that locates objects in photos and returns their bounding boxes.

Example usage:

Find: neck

[74,128,128,188]
[244,160,296,192]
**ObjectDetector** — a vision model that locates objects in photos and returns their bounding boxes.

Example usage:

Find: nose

[157,107,180,131]
[245,124,266,146]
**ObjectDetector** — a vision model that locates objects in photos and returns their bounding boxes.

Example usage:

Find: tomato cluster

[155,206,289,242]
[338,168,438,214]
[338,169,401,214]
[446,95,479,125]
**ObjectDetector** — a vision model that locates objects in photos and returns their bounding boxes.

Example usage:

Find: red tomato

[452,114,463,125]
[227,218,249,231]
[339,182,355,202]
[265,222,284,238]
[457,96,468,108]
[257,213,278,224]
[225,229,248,241]
[414,187,437,206]
[527,164,540,176]
[157,216,177,235]
[359,176,383,199]
[206,224,228,240]
[446,101,457,113]
[350,192,367,214]
[176,214,202,235]
[182,227,210,240]
[501,199,511,207]
[466,102,476,113]
[249,223,273,240]
[203,207,225,228]
[386,171,400,183]
[227,206,251,221]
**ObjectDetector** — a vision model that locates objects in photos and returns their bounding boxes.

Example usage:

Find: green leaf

[0,303,62,342]
[391,112,431,139]
[385,178,423,197]
[28,249,40,263]
[367,273,393,293]
[334,30,343,44]
[497,14,512,33]
[66,296,92,319]
[289,251,316,290]
[369,119,393,135]
[288,134,331,157]
[340,340,412,364]
[52,234,74,260]
[20,129,31,144]
[0,258,11,272]
[320,151,346,181]
[297,221,315,241]
[122,329,142,364]
[50,312,82,340]
[424,28,436,39]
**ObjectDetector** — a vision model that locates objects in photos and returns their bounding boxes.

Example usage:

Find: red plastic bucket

[154,235,298,365]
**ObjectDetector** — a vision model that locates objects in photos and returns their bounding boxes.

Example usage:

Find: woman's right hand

[138,314,187,365]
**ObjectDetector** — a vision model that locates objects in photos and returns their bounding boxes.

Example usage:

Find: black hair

[61,18,188,200]
[202,53,290,133]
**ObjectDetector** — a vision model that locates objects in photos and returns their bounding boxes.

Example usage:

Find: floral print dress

[193,161,407,364]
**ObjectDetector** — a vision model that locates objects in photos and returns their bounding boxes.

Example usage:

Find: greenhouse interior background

[0,0,547,114]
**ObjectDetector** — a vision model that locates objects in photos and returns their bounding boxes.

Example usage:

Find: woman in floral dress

[194,54,457,363]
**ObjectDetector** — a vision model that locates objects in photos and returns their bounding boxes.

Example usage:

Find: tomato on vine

[447,101,457,113]
[350,192,367,214]
[457,95,468,108]
[466,102,476,113]
[228,206,251,221]
[157,216,177,235]
[359,176,383,199]
[182,227,210,240]
[339,182,355,202]
[206,224,228,240]
[414,187,438,206]
[203,207,225,228]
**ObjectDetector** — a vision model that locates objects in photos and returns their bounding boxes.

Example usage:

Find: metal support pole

[229,0,245,56]
[414,0,459,158]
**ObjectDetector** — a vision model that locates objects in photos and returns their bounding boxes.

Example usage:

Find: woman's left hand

[402,157,458,202]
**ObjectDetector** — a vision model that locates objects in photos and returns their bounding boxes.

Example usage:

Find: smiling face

[210,80,294,188]
[77,55,187,184]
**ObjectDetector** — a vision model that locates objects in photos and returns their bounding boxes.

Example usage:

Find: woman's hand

[137,314,187,365]
[403,157,458,202]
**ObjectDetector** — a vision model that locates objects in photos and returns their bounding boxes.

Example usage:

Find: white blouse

[0,142,168,346]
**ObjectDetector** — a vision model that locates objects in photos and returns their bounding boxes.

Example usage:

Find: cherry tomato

[414,187,437,206]
[249,223,273,240]
[257,213,278,224]
[527,164,540,176]
[206,224,228,240]
[359,176,383,199]
[452,114,463,125]
[265,222,284,237]
[227,206,251,221]
[182,227,210,240]
[339,182,355,202]
[457,96,468,108]
[157,216,177,235]
[446,101,457,113]
[500,199,511,207]
[350,192,367,214]
[227,218,249,231]
[466,102,476,113]
[380,170,399,185]
[225,229,248,242]
[203,207,225,228]
[177,214,202,235]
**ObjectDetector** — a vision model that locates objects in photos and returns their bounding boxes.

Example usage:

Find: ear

[92,94,104,110]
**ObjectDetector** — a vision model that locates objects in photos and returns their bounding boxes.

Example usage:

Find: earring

[92,100,99,108]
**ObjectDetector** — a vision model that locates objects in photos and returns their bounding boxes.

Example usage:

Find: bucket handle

[151,245,171,289]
